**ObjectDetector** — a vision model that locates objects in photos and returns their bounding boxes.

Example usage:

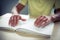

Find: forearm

[51,8,60,22]
[16,3,25,13]
[12,3,25,15]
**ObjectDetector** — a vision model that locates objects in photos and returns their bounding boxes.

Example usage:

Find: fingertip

[34,23,40,27]
[12,25,15,27]
[34,19,37,24]
[11,24,15,27]
[9,20,11,26]
[21,19,26,21]
[19,16,21,20]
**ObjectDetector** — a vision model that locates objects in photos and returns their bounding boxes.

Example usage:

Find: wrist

[11,10,19,15]
[11,7,19,15]
[12,13,19,15]
[51,16,55,22]
[12,13,19,16]
[51,14,59,22]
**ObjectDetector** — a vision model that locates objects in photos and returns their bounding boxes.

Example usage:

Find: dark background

[0,0,28,16]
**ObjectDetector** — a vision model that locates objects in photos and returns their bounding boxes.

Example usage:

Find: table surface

[0,13,60,40]
[50,22,60,40]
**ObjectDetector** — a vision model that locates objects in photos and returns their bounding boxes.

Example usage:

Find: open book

[0,13,54,37]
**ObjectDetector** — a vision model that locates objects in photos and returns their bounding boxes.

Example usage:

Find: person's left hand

[34,16,52,27]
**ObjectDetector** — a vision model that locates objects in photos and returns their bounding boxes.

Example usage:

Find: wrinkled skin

[34,16,52,27]
[9,15,26,27]
[9,15,52,27]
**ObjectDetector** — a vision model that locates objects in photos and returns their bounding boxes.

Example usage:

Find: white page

[0,13,29,29]
[0,13,54,36]
[16,19,54,36]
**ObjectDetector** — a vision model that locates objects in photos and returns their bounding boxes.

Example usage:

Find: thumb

[19,16,26,21]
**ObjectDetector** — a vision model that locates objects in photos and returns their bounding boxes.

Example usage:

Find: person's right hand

[9,15,26,27]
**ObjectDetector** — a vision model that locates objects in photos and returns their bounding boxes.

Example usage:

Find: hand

[9,15,26,27]
[34,16,52,27]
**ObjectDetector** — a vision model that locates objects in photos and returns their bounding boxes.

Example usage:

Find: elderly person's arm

[51,8,60,22]
[34,0,60,27]
[34,9,60,27]
[52,0,60,22]
[9,3,26,27]
[9,0,27,27]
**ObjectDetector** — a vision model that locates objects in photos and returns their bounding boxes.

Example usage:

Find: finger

[9,16,13,25]
[15,16,19,26]
[9,16,14,26]
[39,18,48,24]
[19,16,21,20]
[37,17,48,27]
[11,20,14,27]
[34,18,39,26]
[21,18,26,21]
[34,16,44,27]
[35,16,45,27]
[34,16,42,26]
[11,16,15,27]
[13,16,17,27]
[37,16,46,24]
[13,15,19,27]
[34,16,42,24]
[41,22,46,28]
[10,18,14,27]
[41,20,49,27]
[19,16,26,21]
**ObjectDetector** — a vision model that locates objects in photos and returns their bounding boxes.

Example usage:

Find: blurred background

[0,0,28,16]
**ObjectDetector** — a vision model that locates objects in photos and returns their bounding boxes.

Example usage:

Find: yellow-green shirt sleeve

[19,0,27,5]
[55,0,60,8]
